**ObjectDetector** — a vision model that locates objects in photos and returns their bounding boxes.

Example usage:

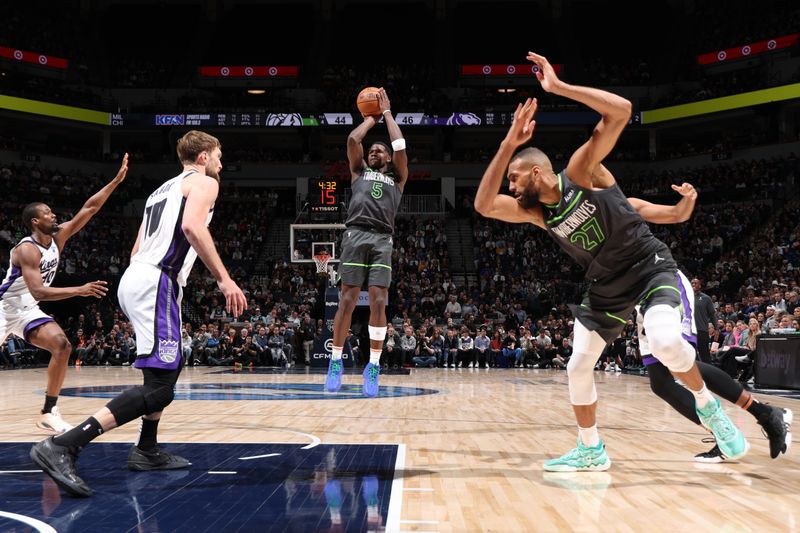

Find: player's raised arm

[474,98,544,227]
[526,52,631,188]
[377,89,409,186]
[181,175,246,317]
[54,153,128,249]
[629,183,698,224]
[347,115,377,178]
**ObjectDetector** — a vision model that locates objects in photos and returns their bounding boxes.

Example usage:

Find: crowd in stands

[0,146,798,389]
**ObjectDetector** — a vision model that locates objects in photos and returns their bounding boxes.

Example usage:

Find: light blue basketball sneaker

[543,438,611,472]
[326,357,343,393]
[696,397,749,460]
[362,362,380,398]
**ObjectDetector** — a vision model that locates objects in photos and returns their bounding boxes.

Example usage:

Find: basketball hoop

[313,252,331,276]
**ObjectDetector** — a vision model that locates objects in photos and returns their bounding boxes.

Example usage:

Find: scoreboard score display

[310,179,340,213]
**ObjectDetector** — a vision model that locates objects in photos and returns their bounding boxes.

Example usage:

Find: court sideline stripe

[385,443,406,533]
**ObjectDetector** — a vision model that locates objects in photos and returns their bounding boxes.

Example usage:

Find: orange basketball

[356,87,381,117]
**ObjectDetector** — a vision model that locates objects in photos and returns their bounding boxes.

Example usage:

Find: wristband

[382,109,392,116]
[391,138,406,151]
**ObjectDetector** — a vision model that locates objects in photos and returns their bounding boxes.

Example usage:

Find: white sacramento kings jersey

[132,170,213,286]
[0,236,59,308]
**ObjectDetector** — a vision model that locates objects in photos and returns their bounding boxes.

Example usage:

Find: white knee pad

[567,320,606,405]
[635,306,651,356]
[368,325,387,342]
[642,304,695,373]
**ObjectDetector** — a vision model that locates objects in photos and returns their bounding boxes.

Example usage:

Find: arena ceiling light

[247,89,266,95]
[497,88,516,93]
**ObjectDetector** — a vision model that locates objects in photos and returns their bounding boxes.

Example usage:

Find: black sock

[42,395,58,414]
[137,418,160,451]
[746,397,771,419]
[53,416,103,449]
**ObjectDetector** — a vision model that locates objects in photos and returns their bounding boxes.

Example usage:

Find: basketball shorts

[570,246,695,345]
[338,227,393,288]
[0,301,54,343]
[118,261,183,370]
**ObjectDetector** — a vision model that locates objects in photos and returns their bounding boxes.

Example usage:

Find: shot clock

[310,178,340,213]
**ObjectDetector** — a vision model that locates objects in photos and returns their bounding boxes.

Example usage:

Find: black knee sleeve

[106,387,148,426]
[143,383,175,413]
[106,367,180,425]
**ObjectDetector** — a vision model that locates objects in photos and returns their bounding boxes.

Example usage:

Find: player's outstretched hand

[504,98,538,147]
[219,277,247,318]
[671,182,697,200]
[80,280,108,298]
[113,153,129,183]
[526,52,562,93]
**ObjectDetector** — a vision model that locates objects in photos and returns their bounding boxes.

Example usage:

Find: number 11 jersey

[132,170,214,286]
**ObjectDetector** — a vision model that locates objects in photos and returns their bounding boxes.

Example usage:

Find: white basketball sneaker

[36,406,74,434]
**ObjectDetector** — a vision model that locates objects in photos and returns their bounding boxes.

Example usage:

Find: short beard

[206,168,221,183]
[517,190,539,209]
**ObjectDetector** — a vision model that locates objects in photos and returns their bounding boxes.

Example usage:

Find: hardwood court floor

[1,365,799,532]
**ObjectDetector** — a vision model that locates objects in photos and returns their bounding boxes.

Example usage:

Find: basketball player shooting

[3,155,127,434]
[325,88,408,397]
[474,52,748,471]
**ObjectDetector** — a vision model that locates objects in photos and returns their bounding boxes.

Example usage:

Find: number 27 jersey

[131,170,214,287]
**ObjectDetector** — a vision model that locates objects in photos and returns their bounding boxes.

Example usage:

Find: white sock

[690,384,715,409]
[331,346,343,361]
[370,349,381,365]
[578,425,600,447]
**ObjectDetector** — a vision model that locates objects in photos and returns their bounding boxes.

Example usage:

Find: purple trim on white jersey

[157,197,192,275]
[134,270,182,370]
[0,265,21,300]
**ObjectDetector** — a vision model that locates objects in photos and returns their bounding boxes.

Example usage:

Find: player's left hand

[503,98,538,147]
[377,88,391,115]
[526,52,562,93]
[671,182,697,200]
[113,153,129,183]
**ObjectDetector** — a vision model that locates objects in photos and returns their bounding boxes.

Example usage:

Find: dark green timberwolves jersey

[345,167,402,234]
[543,171,665,282]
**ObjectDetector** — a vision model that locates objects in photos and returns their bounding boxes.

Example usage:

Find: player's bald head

[511,147,552,170]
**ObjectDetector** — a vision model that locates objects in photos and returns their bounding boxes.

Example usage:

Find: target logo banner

[460,63,562,76]
[200,66,299,78]
[697,34,798,65]
[0,46,67,69]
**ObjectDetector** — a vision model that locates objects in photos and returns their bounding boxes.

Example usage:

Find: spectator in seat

[502,329,522,368]
[442,328,459,368]
[445,295,462,318]
[268,325,287,366]
[399,325,417,367]
[553,337,572,369]
[458,327,474,367]
[474,327,490,368]
[253,326,270,365]
[413,334,437,368]
[384,324,401,369]
[489,330,503,367]
[235,336,259,368]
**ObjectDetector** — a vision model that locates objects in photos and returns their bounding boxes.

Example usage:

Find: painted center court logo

[158,339,179,363]
[58,383,440,401]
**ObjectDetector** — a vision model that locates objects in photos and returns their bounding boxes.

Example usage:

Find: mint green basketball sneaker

[696,397,749,460]
[543,438,611,472]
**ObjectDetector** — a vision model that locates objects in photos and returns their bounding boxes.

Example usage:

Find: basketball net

[313,252,339,287]
[313,252,331,275]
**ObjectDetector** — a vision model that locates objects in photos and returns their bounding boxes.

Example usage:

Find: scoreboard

[109,111,626,127]
[310,178,340,214]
